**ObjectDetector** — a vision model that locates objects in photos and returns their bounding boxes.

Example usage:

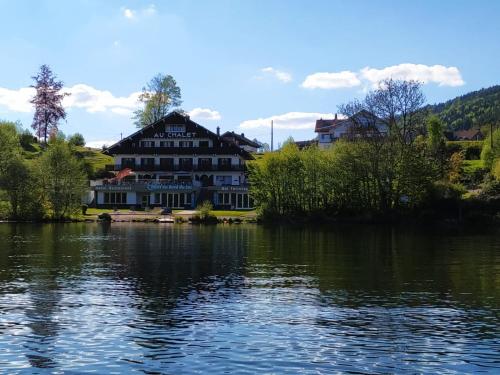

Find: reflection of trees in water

[93,224,255,338]
[245,225,500,308]
[0,224,86,369]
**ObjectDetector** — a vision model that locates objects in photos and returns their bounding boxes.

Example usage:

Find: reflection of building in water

[92,111,255,210]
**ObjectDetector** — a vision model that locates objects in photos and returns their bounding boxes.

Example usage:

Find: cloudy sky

[0,0,499,147]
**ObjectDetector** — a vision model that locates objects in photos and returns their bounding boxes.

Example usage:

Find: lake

[0,223,498,374]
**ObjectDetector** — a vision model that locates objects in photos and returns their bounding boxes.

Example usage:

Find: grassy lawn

[74,146,113,176]
[84,207,256,218]
[209,210,257,217]
[462,159,485,173]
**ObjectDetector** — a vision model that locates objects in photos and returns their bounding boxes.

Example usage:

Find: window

[166,125,185,132]
[199,140,209,147]
[179,158,193,170]
[198,158,212,170]
[104,192,127,204]
[218,158,232,170]
[216,176,232,185]
[179,141,193,148]
[140,158,155,167]
[140,141,154,147]
[159,158,174,170]
[177,175,192,184]
[160,141,175,147]
[121,157,135,168]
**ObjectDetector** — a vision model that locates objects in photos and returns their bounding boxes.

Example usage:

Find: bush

[68,133,85,147]
[81,204,88,215]
[19,130,36,148]
[481,129,500,169]
[98,212,112,221]
[492,159,500,181]
[429,181,466,201]
[196,200,213,220]
[445,141,483,160]
[194,201,217,223]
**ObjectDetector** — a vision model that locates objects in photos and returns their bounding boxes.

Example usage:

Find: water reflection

[0,223,498,373]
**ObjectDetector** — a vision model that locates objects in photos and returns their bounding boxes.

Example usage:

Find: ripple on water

[0,224,498,374]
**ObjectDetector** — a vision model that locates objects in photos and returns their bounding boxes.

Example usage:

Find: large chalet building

[93,111,254,210]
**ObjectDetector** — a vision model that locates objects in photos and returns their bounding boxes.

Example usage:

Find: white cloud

[0,87,35,112]
[63,84,141,114]
[302,71,361,89]
[260,67,293,83]
[123,8,135,19]
[360,63,465,87]
[0,84,141,115]
[86,140,117,149]
[122,5,157,20]
[189,107,221,121]
[302,63,465,89]
[240,112,336,130]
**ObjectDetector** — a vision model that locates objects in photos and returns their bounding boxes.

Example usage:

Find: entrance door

[141,194,150,207]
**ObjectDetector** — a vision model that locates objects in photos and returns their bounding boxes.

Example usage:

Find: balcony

[106,164,246,172]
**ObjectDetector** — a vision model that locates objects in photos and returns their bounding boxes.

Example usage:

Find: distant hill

[425,85,500,130]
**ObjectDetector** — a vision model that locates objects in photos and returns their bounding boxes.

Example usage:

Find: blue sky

[0,0,498,147]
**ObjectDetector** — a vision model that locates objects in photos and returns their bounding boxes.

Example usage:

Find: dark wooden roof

[453,129,484,141]
[104,111,253,159]
[221,131,261,148]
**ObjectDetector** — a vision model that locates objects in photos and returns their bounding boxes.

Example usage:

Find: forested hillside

[425,85,500,130]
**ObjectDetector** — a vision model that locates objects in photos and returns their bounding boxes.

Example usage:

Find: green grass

[20,142,113,178]
[74,146,113,176]
[209,210,257,217]
[462,159,486,173]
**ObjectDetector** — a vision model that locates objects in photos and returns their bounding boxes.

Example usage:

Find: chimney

[216,126,220,136]
[241,133,245,138]
[335,113,338,120]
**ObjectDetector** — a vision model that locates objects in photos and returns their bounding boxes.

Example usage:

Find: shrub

[81,204,88,215]
[98,212,112,221]
[194,201,217,224]
[492,159,500,181]
[196,200,213,220]
[445,141,483,160]
[19,130,36,148]
[68,133,86,147]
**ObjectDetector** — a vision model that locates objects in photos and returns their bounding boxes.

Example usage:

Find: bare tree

[30,65,69,144]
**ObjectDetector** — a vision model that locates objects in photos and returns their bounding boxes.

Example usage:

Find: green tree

[481,128,500,169]
[133,74,182,128]
[68,133,85,146]
[427,115,445,150]
[0,121,21,176]
[36,140,88,219]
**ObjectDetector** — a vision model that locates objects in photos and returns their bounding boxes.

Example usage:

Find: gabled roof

[453,129,484,140]
[104,111,253,159]
[315,118,341,133]
[221,131,261,148]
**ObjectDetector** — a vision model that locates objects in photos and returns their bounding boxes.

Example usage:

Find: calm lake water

[0,223,498,374]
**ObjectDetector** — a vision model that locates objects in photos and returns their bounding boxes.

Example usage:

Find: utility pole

[491,123,494,150]
[271,120,274,151]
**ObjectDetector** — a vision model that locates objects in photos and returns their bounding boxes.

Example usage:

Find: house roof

[315,118,341,133]
[294,140,318,149]
[103,111,253,159]
[221,131,261,148]
[453,129,484,140]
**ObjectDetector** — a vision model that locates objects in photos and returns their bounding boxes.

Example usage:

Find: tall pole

[491,123,494,150]
[271,120,274,151]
